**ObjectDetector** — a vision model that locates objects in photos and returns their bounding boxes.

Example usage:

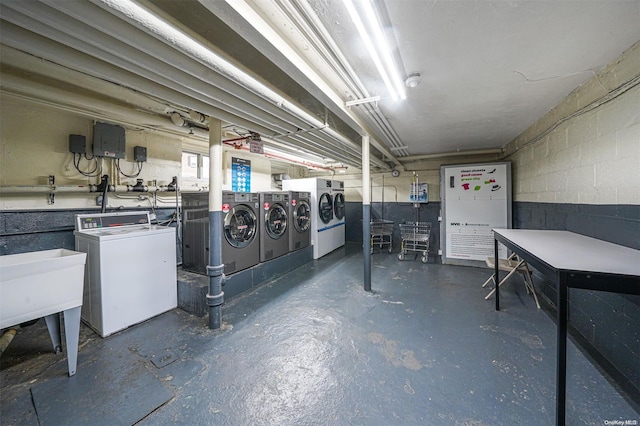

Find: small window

[182,152,209,181]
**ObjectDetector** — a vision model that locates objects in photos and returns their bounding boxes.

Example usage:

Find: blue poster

[231,157,251,192]
[410,183,428,203]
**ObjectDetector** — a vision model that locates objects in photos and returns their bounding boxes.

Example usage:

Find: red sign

[263,202,270,210]
[222,203,231,213]
[291,199,297,206]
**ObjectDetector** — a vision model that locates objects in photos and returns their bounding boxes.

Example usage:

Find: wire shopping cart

[369,219,394,254]
[398,221,431,263]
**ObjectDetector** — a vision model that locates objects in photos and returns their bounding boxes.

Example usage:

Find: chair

[482,253,541,309]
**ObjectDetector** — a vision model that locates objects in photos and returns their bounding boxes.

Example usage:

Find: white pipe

[209,119,223,210]
[0,185,91,194]
[57,0,384,167]
[363,134,371,206]
[400,148,503,162]
[1,3,388,169]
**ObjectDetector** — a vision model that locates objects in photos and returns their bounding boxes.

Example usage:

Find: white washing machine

[283,178,339,259]
[331,180,346,249]
[74,211,177,337]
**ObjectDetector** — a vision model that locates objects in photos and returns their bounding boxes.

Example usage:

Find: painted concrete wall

[503,41,640,397]
[0,97,283,211]
[505,41,640,205]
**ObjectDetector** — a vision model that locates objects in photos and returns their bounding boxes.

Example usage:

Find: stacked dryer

[282,178,345,259]
[332,180,346,249]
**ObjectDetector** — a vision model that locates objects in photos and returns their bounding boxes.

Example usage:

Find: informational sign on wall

[409,183,428,203]
[231,157,251,192]
[441,162,511,266]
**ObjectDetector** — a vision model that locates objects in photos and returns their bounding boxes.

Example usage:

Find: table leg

[556,275,568,425]
[494,238,500,311]
[63,306,81,376]
[44,313,62,353]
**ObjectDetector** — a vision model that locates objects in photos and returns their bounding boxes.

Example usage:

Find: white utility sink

[0,248,86,376]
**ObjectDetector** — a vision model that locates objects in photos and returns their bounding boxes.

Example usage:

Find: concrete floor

[1,243,638,425]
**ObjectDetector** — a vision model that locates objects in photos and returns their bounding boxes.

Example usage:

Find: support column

[362,134,371,292]
[207,118,225,329]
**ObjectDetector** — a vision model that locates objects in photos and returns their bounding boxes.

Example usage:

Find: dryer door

[265,203,288,239]
[293,200,311,233]
[318,193,333,224]
[224,204,257,248]
[334,192,345,221]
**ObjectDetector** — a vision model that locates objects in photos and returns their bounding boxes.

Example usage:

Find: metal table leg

[63,306,82,376]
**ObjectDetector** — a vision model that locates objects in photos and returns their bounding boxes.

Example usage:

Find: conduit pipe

[280,0,408,162]
[93,0,372,159]
[33,0,388,169]
[400,148,503,163]
[0,185,204,194]
[2,69,354,166]
[0,19,367,169]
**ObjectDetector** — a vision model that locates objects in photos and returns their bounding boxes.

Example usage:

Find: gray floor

[1,243,638,425]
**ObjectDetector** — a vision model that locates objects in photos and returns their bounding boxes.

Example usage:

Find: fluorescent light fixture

[345,95,381,107]
[343,0,406,101]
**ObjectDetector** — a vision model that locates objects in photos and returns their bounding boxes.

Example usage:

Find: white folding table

[491,229,640,425]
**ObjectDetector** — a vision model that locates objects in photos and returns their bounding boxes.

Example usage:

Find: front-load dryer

[222,191,260,274]
[331,180,346,249]
[288,191,311,252]
[259,191,290,261]
[283,178,335,259]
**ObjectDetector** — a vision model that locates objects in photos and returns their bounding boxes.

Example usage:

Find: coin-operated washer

[221,191,260,274]
[283,178,336,259]
[74,211,177,338]
[259,191,290,261]
[288,191,311,252]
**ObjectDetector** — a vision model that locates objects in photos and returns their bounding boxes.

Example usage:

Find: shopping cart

[369,219,394,254]
[398,221,431,263]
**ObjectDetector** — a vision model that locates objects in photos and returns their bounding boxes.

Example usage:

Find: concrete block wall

[504,41,640,397]
[506,42,640,205]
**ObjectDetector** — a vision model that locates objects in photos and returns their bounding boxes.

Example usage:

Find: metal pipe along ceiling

[0,0,390,170]
[283,0,409,159]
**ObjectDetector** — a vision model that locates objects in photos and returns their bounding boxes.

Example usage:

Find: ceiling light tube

[359,0,406,100]
[343,0,401,101]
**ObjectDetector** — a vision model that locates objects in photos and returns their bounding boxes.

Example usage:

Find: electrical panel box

[134,146,147,162]
[69,134,86,154]
[93,122,125,158]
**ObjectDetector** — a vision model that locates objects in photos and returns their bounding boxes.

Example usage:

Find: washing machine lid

[333,192,345,220]
[224,204,257,248]
[264,202,288,239]
[292,200,311,233]
[318,192,333,224]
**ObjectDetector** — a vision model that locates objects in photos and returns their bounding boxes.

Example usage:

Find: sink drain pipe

[0,328,18,354]
[207,118,225,329]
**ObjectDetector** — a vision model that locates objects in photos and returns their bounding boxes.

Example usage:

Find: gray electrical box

[134,146,147,162]
[69,134,86,154]
[93,122,125,158]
